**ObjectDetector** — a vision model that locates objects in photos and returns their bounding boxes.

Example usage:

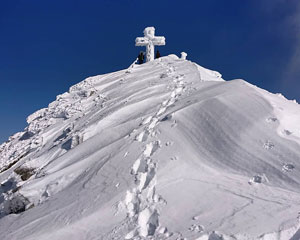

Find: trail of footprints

[124,62,185,239]
[122,66,297,237]
[248,116,296,185]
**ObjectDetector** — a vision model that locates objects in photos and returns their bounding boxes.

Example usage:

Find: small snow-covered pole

[135,27,165,62]
[181,52,187,60]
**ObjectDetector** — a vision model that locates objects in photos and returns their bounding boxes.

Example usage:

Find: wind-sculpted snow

[0,55,300,240]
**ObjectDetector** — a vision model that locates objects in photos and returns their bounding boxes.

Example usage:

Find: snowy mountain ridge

[0,55,300,240]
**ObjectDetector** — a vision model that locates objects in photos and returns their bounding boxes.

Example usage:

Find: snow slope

[0,55,300,240]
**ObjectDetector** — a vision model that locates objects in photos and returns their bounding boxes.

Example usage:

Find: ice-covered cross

[135,27,166,62]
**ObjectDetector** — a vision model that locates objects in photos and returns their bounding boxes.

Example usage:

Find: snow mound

[0,55,300,240]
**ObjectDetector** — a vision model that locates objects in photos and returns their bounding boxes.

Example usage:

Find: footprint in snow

[282,163,295,172]
[158,227,171,237]
[135,131,149,142]
[113,201,124,216]
[148,118,158,130]
[167,66,175,73]
[162,99,169,107]
[141,116,153,125]
[150,129,161,137]
[171,120,177,128]
[154,194,167,205]
[248,175,263,185]
[137,167,156,191]
[189,224,204,233]
[208,232,224,240]
[156,107,167,116]
[124,129,137,139]
[166,97,176,107]
[266,117,277,123]
[161,114,173,122]
[174,74,185,80]
[143,141,161,157]
[165,141,174,147]
[263,141,274,150]
[160,73,168,79]
[283,130,292,136]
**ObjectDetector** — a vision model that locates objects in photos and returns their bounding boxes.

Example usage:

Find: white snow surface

[0,55,300,240]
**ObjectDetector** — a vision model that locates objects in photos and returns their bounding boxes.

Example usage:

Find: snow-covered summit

[0,55,300,240]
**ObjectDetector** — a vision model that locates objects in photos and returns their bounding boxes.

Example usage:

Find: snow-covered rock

[181,52,187,60]
[0,55,300,240]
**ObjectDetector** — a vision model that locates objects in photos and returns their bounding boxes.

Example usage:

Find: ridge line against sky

[0,0,299,143]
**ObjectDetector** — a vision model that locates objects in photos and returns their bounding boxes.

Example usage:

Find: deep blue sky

[0,0,299,143]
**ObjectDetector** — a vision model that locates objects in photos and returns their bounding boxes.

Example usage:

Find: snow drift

[0,55,300,240]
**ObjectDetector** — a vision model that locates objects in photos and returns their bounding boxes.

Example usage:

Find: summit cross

[135,27,166,62]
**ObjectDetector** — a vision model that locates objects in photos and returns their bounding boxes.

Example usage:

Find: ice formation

[135,27,165,62]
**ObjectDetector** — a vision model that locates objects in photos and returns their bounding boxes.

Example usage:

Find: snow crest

[125,59,186,238]
[0,55,300,240]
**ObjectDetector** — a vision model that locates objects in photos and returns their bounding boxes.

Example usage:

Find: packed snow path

[125,59,186,238]
[0,55,300,240]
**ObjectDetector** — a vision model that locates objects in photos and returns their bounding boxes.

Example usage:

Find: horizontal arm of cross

[135,37,150,46]
[151,36,165,46]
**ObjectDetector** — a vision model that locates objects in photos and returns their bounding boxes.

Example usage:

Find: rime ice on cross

[135,27,166,62]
